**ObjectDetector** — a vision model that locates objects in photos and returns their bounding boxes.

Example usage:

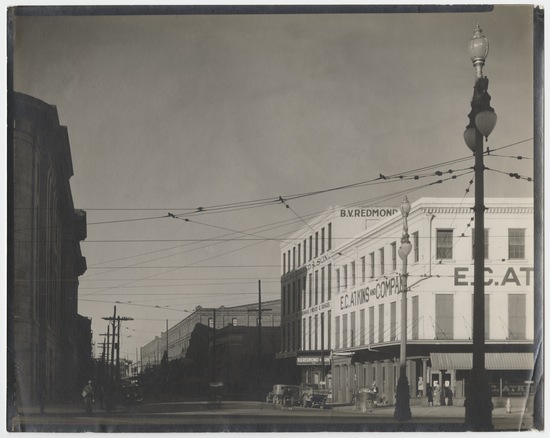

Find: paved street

[10,400,534,432]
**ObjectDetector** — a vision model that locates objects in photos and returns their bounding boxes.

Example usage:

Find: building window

[208,318,214,328]
[283,253,286,274]
[361,256,366,283]
[321,227,325,254]
[412,295,419,340]
[232,318,238,326]
[302,318,306,350]
[328,310,331,349]
[287,250,291,271]
[314,315,318,350]
[342,314,348,348]
[309,235,313,261]
[328,264,332,300]
[315,232,319,258]
[435,294,454,339]
[391,242,397,271]
[390,301,396,341]
[335,316,340,349]
[436,229,453,260]
[302,277,306,310]
[321,267,325,303]
[298,243,301,266]
[370,252,375,278]
[308,273,313,307]
[328,222,332,250]
[293,247,296,270]
[369,307,375,344]
[292,321,296,351]
[508,294,526,339]
[412,231,419,263]
[379,248,385,276]
[472,228,489,259]
[336,268,341,292]
[350,311,356,347]
[303,239,307,264]
[360,309,366,345]
[308,316,312,350]
[351,261,356,286]
[343,264,348,289]
[508,229,526,259]
[315,270,319,305]
[378,304,384,343]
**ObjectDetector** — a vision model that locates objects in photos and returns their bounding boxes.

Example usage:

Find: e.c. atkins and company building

[277,197,534,407]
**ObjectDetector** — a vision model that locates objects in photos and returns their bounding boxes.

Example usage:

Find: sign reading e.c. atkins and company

[340,208,399,218]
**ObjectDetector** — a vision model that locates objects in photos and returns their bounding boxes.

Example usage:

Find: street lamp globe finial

[469,24,489,78]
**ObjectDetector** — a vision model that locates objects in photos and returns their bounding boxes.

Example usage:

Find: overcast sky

[12,5,535,360]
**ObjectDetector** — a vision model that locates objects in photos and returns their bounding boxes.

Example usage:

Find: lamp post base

[394,375,411,421]
[464,369,494,431]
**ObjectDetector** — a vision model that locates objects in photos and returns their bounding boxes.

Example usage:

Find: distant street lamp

[463,24,496,431]
[394,196,412,421]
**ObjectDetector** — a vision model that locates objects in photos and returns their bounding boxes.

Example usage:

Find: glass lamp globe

[463,126,477,151]
[475,110,497,138]
[398,242,413,261]
[400,196,411,216]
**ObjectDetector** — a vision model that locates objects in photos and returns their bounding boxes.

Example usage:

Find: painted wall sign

[340,208,399,218]
[339,276,403,310]
[302,301,331,316]
[306,253,331,270]
[454,266,534,287]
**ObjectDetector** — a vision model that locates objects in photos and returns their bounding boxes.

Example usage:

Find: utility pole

[258,280,262,362]
[212,309,216,383]
[102,307,133,384]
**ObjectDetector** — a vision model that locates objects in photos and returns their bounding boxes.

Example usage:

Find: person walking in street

[82,381,95,413]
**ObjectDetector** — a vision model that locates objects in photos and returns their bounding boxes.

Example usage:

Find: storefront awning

[430,352,533,371]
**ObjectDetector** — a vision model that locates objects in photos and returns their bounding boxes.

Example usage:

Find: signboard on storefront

[296,356,325,366]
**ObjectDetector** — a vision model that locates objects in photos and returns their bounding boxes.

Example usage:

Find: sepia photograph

[6,3,543,433]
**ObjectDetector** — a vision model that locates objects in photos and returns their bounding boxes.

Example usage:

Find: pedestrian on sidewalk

[82,381,95,414]
[426,384,433,407]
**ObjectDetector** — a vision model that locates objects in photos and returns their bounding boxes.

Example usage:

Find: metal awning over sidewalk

[430,352,533,371]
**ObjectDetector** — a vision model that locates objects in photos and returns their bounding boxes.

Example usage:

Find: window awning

[430,352,533,371]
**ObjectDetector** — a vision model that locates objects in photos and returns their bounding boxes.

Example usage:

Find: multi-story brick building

[11,92,88,408]
[141,299,281,368]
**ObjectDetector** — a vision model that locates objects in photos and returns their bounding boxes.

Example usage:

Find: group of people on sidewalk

[426,384,454,406]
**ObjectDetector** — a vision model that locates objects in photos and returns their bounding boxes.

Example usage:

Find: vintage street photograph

[7,4,542,433]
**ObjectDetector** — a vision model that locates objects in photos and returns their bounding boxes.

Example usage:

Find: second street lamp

[463,24,496,431]
[394,196,412,421]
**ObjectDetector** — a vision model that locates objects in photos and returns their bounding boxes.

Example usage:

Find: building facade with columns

[279,198,534,407]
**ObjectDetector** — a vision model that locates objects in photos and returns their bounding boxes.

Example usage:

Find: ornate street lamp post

[394,196,412,421]
[463,24,496,431]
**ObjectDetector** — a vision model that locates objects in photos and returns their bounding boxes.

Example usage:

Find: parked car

[300,385,329,408]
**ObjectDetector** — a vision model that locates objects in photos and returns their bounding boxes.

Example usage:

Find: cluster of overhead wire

[71,138,534,314]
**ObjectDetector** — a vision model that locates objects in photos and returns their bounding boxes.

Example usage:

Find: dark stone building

[10,92,89,410]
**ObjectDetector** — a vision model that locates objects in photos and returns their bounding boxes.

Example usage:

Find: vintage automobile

[300,385,330,408]
[119,380,143,404]
[266,384,301,405]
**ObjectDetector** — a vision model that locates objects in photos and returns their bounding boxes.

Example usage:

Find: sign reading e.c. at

[454,266,533,286]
